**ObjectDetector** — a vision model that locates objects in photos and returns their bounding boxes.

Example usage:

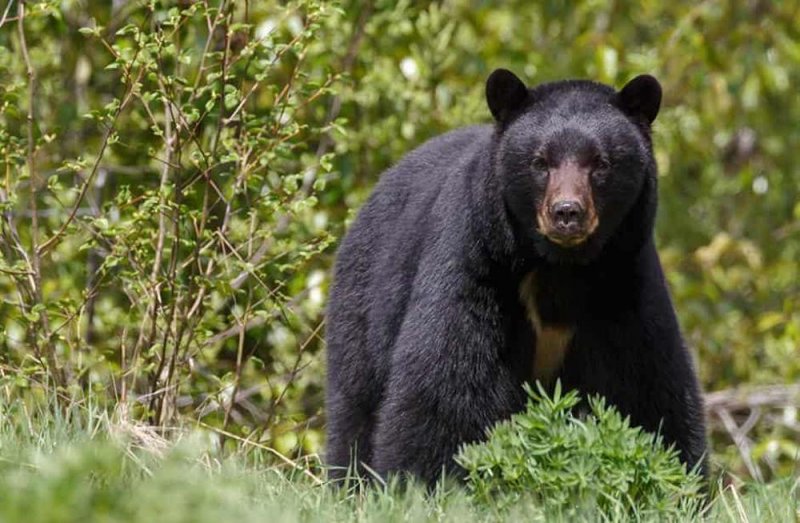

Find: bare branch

[705,384,800,412]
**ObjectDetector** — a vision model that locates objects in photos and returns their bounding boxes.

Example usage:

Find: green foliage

[1,0,336,456]
[0,0,798,481]
[457,383,705,518]
[0,398,796,523]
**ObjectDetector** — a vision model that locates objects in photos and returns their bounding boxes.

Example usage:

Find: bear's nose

[551,200,585,229]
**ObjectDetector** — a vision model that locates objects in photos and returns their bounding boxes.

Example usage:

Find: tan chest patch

[519,272,574,384]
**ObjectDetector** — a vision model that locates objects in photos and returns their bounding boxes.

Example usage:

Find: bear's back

[370,124,492,217]
[342,124,492,260]
[328,125,493,368]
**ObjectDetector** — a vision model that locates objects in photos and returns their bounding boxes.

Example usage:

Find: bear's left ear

[486,68,528,122]
[615,74,662,124]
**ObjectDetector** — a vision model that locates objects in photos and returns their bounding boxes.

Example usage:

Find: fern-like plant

[456,382,705,518]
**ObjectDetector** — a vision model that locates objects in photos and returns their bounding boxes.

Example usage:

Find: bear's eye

[592,155,611,181]
[594,155,611,171]
[531,155,549,172]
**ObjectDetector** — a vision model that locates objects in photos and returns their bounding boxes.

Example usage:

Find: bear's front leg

[370,294,525,486]
[577,331,709,478]
[564,245,708,477]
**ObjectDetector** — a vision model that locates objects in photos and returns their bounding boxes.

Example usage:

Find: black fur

[325,70,707,486]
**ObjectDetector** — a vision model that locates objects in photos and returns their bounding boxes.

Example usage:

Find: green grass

[0,399,797,523]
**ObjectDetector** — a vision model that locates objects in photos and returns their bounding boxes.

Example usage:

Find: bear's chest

[518,272,575,384]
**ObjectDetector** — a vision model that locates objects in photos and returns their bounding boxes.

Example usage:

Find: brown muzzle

[537,161,599,246]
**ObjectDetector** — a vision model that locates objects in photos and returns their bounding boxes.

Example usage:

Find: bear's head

[486,69,661,264]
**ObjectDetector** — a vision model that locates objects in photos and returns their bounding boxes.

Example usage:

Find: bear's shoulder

[386,124,493,182]
[364,124,493,214]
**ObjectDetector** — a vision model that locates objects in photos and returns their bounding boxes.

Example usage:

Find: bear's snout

[551,200,585,232]
[537,161,598,247]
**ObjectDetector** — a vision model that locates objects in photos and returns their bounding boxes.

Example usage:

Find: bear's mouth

[537,210,599,248]
[545,231,591,247]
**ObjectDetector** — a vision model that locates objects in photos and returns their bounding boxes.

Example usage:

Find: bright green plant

[457,383,706,518]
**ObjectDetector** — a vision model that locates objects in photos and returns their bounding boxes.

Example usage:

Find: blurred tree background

[0,0,797,482]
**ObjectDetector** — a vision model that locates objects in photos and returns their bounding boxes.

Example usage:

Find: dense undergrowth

[0,391,797,523]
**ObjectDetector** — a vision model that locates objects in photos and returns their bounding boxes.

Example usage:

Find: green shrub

[456,383,705,518]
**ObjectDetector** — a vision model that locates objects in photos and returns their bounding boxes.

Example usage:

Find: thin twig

[197,421,323,486]
[717,408,764,482]
[17,0,65,389]
[228,3,373,291]
[37,16,148,255]
[0,0,15,29]
[220,304,251,447]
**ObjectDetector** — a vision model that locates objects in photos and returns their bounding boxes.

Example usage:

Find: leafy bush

[0,0,336,455]
[457,383,705,518]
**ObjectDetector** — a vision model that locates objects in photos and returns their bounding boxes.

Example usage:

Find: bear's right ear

[615,74,662,124]
[486,69,528,122]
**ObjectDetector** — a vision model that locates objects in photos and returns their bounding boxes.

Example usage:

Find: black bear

[325,69,707,486]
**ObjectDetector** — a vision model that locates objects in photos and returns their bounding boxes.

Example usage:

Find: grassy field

[0,399,796,523]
